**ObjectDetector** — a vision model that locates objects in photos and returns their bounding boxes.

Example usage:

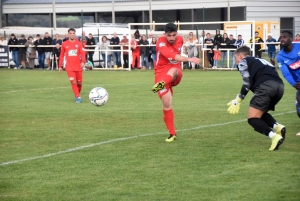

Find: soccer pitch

[0,69,299,201]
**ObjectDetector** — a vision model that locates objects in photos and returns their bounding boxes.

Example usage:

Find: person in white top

[0,36,7,46]
[186,33,198,70]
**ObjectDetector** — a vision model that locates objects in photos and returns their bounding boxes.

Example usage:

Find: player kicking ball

[227,46,285,151]
[152,23,200,142]
[276,31,300,137]
[59,28,86,103]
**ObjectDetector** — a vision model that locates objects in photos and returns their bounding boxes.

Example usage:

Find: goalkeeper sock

[248,118,273,137]
[261,113,276,128]
[71,83,80,98]
[161,75,173,85]
[163,109,176,135]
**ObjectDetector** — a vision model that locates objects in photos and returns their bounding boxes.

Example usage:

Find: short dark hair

[68,28,76,33]
[281,30,293,38]
[238,34,242,37]
[234,46,251,56]
[164,23,177,33]
[255,31,259,34]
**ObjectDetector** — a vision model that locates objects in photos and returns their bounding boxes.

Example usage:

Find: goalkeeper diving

[227,46,286,151]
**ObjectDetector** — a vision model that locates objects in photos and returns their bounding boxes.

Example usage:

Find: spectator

[234,34,244,48]
[130,35,140,69]
[53,43,61,69]
[99,36,112,68]
[17,34,27,69]
[212,29,222,50]
[78,31,88,42]
[277,36,283,50]
[294,34,300,42]
[119,35,129,68]
[52,34,62,46]
[228,34,237,68]
[147,33,154,67]
[34,34,45,69]
[63,33,69,42]
[138,35,150,69]
[0,36,7,46]
[25,36,36,70]
[43,32,53,70]
[249,31,264,58]
[8,33,19,69]
[266,33,277,66]
[150,37,157,68]
[212,49,221,69]
[86,33,96,67]
[186,33,198,70]
[134,29,140,40]
[198,30,205,48]
[220,33,229,68]
[110,32,121,67]
[204,33,214,67]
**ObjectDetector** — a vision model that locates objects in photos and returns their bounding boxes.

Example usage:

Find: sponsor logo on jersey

[159,42,165,47]
[68,49,78,56]
[284,60,289,63]
[290,60,300,70]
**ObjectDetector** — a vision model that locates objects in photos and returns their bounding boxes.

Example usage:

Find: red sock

[163,109,176,135]
[77,84,82,93]
[71,83,80,98]
[161,75,173,85]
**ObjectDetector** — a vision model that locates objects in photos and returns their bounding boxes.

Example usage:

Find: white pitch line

[0,110,294,167]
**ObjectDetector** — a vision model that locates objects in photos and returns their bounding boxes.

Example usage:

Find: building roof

[3,0,147,4]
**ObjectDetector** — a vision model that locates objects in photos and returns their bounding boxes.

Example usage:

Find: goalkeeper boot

[152,81,166,93]
[165,134,177,142]
[269,134,284,151]
[274,124,286,141]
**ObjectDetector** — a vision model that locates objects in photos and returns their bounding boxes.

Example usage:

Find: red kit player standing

[59,28,86,103]
[152,23,200,142]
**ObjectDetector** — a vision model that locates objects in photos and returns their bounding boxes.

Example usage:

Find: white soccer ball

[89,87,109,106]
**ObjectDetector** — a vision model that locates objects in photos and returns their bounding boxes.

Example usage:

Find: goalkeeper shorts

[250,80,284,112]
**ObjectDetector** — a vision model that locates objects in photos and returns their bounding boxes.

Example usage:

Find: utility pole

[227,0,230,21]
[52,0,56,29]
[0,0,3,28]
[112,0,115,23]
[149,0,152,30]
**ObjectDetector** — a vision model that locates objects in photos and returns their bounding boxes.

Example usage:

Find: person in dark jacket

[138,35,150,69]
[110,32,121,67]
[8,33,19,69]
[86,33,96,67]
[227,34,237,68]
[17,34,27,69]
[212,29,222,50]
[53,43,61,69]
[248,31,264,58]
[34,34,45,69]
[43,32,53,70]
[220,33,230,68]
[150,37,157,68]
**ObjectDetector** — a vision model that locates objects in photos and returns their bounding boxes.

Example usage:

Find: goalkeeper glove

[227,95,242,114]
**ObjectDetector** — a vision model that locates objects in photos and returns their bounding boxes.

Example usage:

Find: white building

[1,0,300,35]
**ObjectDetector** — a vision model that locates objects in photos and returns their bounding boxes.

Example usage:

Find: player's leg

[132,53,136,69]
[67,71,81,103]
[152,68,179,93]
[248,81,284,150]
[76,71,83,94]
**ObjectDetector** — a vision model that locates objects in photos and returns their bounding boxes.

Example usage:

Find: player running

[277,30,300,136]
[227,46,285,151]
[152,23,200,142]
[59,28,86,103]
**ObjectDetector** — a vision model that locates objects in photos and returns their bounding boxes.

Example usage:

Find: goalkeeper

[227,46,285,151]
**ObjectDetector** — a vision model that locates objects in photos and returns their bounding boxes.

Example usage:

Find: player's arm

[79,43,86,67]
[227,59,250,114]
[59,43,65,70]
[158,43,200,64]
[278,62,297,87]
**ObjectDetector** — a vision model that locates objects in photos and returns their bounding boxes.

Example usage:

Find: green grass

[0,69,299,201]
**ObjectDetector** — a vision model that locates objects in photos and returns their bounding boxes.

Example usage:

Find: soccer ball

[89,87,109,106]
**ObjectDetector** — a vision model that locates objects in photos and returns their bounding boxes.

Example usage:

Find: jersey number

[255,58,274,67]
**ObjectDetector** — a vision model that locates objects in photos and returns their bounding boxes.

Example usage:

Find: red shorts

[67,71,82,83]
[155,68,182,98]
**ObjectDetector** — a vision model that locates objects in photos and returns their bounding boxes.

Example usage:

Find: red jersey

[131,39,140,54]
[59,40,86,71]
[155,35,183,74]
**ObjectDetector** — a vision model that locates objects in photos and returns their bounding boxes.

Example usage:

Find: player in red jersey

[59,28,86,103]
[152,23,200,142]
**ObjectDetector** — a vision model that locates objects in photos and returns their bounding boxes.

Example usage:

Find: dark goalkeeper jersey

[238,56,283,92]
